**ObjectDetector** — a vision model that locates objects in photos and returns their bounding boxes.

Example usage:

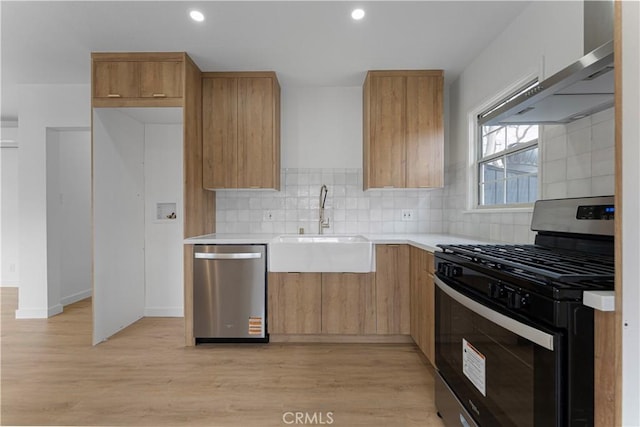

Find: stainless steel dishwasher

[193,244,268,343]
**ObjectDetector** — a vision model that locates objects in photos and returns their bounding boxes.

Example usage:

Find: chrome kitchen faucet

[318,184,330,234]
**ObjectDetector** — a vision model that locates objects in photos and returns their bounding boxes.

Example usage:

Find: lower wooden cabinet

[322,273,376,334]
[268,272,375,335]
[375,245,410,334]
[268,273,321,334]
[410,246,435,365]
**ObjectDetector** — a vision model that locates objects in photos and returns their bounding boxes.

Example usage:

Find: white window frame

[466,73,541,213]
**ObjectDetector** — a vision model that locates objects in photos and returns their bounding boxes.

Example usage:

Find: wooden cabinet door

[201,72,280,190]
[237,77,276,189]
[410,247,436,366]
[424,270,436,365]
[93,61,139,98]
[322,273,375,334]
[365,74,406,188]
[202,77,238,189]
[139,61,183,98]
[375,245,410,334]
[406,74,444,188]
[410,246,423,348]
[268,273,321,334]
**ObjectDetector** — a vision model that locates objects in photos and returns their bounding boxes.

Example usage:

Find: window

[477,84,539,207]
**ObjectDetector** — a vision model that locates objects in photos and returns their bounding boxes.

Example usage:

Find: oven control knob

[507,291,528,309]
[450,266,462,277]
[437,263,448,275]
[437,263,461,278]
[488,282,504,299]
[507,291,520,309]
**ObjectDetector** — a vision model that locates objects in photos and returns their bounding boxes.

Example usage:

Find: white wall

[45,129,62,315]
[16,84,90,318]
[45,128,92,309]
[621,1,640,424]
[92,109,145,344]
[143,123,184,317]
[1,124,19,286]
[281,86,362,169]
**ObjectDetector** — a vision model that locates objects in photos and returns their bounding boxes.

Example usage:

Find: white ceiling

[0,1,530,121]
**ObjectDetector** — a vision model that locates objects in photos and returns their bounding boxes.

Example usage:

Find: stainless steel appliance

[480,1,614,125]
[193,244,268,343]
[435,196,615,427]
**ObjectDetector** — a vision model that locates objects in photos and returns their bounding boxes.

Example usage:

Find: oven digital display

[576,204,615,220]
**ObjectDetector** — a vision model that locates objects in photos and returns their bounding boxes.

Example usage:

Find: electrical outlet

[9,263,16,273]
[402,209,414,221]
[263,210,274,221]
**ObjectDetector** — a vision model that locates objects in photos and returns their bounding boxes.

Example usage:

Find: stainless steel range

[434,196,615,427]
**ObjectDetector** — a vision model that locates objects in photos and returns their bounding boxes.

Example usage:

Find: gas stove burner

[438,244,614,285]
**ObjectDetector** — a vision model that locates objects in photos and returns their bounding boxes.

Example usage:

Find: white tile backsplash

[591,147,615,177]
[543,158,567,184]
[566,153,592,180]
[567,126,592,156]
[215,168,445,234]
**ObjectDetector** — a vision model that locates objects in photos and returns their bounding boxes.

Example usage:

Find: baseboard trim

[60,289,92,306]
[0,281,19,287]
[48,304,63,317]
[269,334,414,343]
[15,308,49,319]
[144,307,184,317]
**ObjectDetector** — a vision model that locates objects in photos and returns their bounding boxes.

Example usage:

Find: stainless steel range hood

[481,1,614,126]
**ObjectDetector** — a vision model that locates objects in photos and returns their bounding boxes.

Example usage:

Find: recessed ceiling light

[351,8,365,21]
[189,10,205,22]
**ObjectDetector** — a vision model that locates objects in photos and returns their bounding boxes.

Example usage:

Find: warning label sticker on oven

[463,338,486,397]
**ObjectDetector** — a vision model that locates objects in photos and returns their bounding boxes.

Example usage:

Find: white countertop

[184,233,277,245]
[583,291,616,312]
[184,232,491,250]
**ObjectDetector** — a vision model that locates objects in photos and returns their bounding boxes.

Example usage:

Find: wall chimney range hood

[481,1,614,126]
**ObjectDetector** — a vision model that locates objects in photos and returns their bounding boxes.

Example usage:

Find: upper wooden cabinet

[202,72,281,190]
[139,61,183,99]
[93,61,139,99]
[92,53,186,107]
[363,70,444,190]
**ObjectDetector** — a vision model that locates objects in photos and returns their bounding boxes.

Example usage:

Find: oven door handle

[435,276,555,351]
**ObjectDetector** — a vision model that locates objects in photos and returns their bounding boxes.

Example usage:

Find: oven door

[435,276,563,427]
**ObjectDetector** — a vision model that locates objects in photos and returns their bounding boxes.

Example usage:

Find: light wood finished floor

[1,288,444,426]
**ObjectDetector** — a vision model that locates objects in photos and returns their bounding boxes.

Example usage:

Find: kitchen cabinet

[93,61,139,99]
[267,272,375,336]
[139,61,183,99]
[268,273,322,334]
[322,273,376,334]
[202,72,281,190]
[375,245,410,334]
[410,246,435,366]
[363,70,444,189]
[92,53,185,107]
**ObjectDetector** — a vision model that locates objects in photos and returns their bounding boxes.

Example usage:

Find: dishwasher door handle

[195,252,263,260]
